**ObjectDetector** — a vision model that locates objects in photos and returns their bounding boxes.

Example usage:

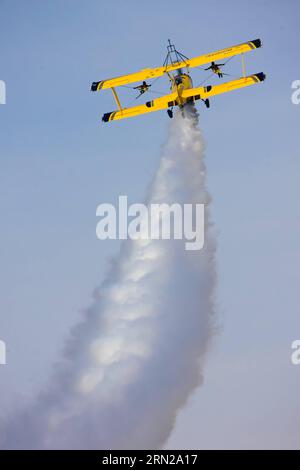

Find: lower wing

[102,91,177,122]
[101,73,265,122]
[181,72,266,102]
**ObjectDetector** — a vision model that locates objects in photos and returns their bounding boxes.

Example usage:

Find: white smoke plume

[1,107,217,449]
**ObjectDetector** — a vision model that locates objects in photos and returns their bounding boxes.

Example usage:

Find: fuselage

[170,71,193,107]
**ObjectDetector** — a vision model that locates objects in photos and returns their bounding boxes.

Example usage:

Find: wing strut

[241,53,246,78]
[111,87,122,111]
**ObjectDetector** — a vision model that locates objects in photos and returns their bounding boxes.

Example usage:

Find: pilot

[205,61,225,78]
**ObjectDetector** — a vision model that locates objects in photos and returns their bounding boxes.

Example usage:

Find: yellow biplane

[91,39,265,123]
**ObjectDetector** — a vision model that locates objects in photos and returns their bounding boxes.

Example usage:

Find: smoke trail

[1,107,216,449]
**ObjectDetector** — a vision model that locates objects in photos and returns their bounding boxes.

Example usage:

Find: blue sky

[0,0,299,448]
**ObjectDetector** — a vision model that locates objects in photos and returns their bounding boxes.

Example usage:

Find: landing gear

[167,108,173,118]
[203,99,210,108]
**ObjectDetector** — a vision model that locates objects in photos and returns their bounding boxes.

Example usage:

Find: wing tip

[91,82,98,92]
[251,38,262,49]
[255,72,266,82]
[91,81,104,92]
[102,111,119,122]
[102,112,113,122]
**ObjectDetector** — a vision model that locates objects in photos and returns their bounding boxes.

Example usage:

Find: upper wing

[91,39,262,91]
[185,39,262,70]
[101,72,265,123]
